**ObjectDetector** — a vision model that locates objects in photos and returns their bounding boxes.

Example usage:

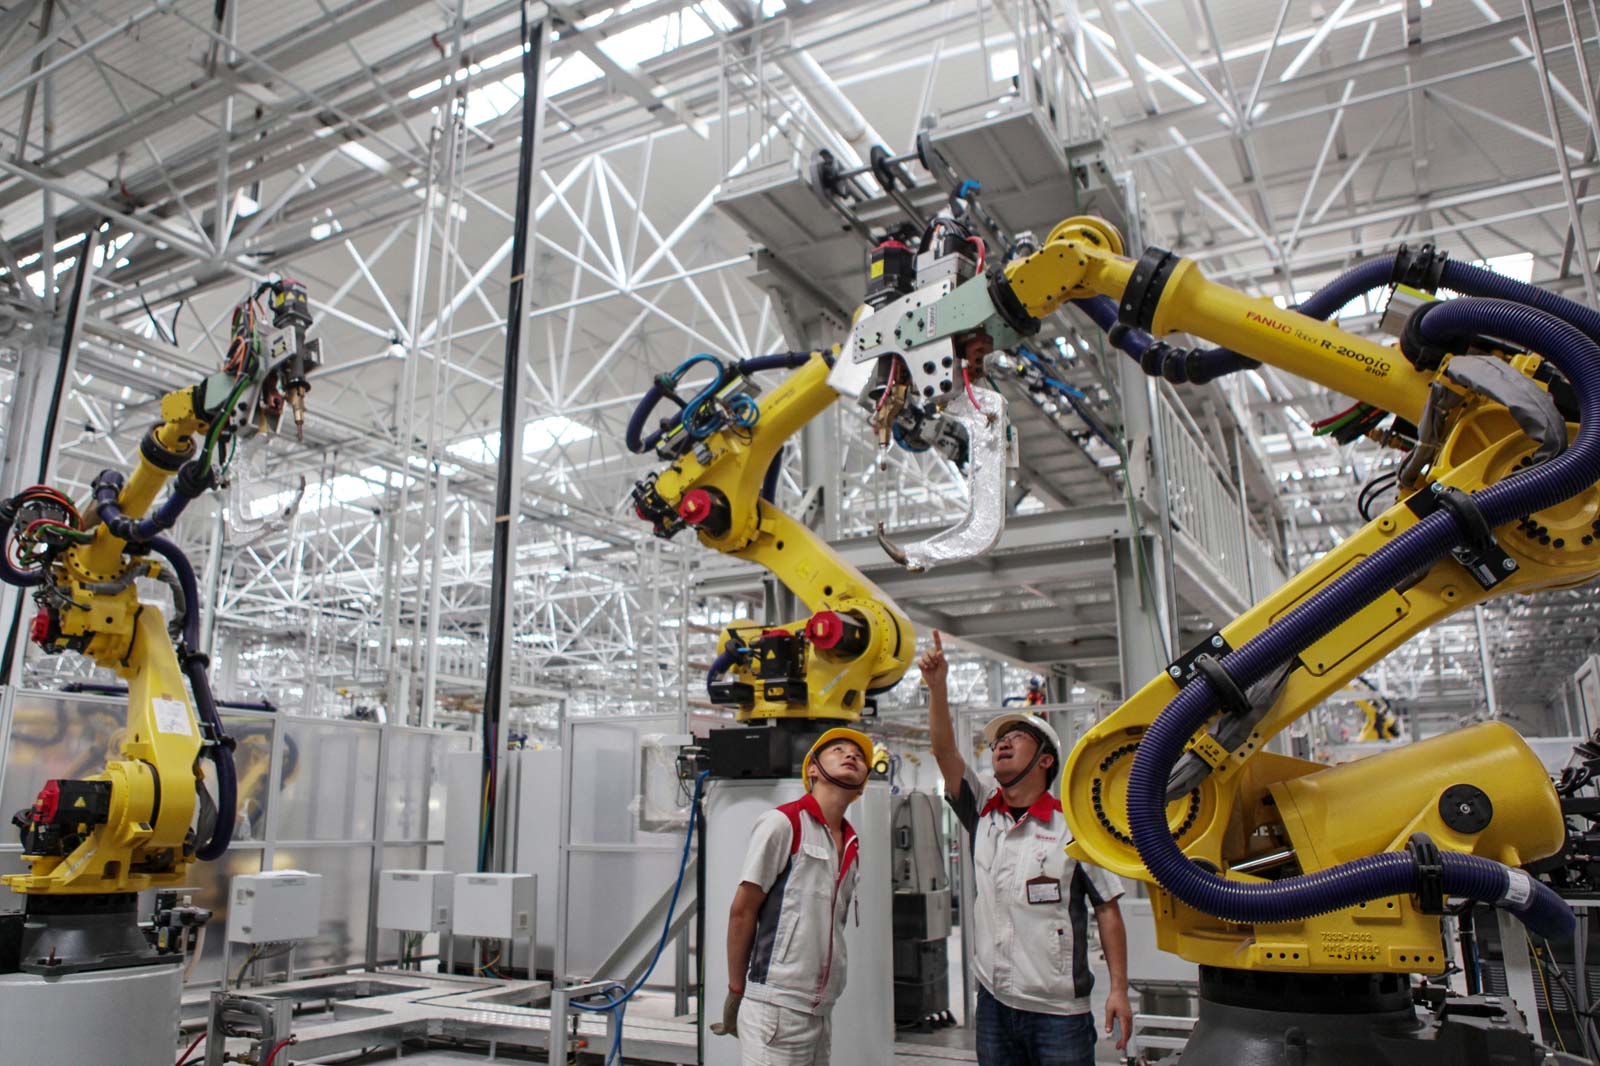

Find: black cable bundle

[478,8,548,873]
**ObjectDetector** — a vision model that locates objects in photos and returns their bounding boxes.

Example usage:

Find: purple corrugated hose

[1125,298,1596,940]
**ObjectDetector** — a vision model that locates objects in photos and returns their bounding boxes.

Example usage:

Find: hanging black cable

[37,224,101,485]
[478,8,547,873]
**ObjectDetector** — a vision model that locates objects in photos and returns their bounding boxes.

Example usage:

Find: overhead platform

[715,97,1132,321]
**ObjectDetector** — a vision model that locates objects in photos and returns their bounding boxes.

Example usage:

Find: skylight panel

[446,415,596,464]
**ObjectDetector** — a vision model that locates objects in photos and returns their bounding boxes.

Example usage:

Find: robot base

[0,961,181,1066]
[1181,966,1583,1066]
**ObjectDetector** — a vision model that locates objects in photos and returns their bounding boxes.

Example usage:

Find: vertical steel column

[1112,536,1171,698]
[1474,603,1500,720]
[1113,376,1177,696]
[0,218,98,688]
[199,506,226,659]
[1231,428,1257,604]
[364,722,393,969]
[1112,178,1176,698]
[420,471,449,730]
[551,702,575,1065]
[1,14,65,689]
[800,405,841,541]
[986,660,1006,704]
[386,117,444,725]
[212,0,238,256]
[1522,0,1600,305]
[481,10,549,873]
[378,494,406,717]
[419,65,471,730]
[10,0,53,166]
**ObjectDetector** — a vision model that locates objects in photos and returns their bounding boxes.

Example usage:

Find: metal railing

[944,0,1107,147]
[1157,392,1286,611]
[716,18,845,182]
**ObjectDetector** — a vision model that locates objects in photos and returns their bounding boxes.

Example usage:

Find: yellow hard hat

[802,727,875,795]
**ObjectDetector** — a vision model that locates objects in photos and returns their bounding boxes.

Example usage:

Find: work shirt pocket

[775,908,801,965]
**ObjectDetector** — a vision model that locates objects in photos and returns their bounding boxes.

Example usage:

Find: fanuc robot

[0,280,317,1065]
[632,199,1600,1061]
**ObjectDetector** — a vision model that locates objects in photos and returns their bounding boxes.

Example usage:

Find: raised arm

[920,630,966,797]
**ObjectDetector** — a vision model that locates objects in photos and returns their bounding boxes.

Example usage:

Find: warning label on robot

[153,697,194,736]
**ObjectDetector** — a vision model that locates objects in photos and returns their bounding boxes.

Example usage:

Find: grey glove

[710,990,743,1037]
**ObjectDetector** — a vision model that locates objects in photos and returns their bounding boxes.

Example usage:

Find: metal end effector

[875,383,1006,572]
[832,202,1033,571]
[262,278,319,442]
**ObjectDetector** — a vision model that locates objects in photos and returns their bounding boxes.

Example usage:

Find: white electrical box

[227,871,323,944]
[452,873,536,940]
[377,869,453,933]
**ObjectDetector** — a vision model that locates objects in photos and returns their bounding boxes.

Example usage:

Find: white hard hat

[982,712,1063,759]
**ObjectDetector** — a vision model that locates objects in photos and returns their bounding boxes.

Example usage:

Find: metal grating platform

[187,970,699,1065]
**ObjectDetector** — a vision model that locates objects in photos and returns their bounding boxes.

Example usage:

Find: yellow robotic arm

[1354,697,1401,742]
[841,213,1596,975]
[1,279,316,971]
[631,351,914,721]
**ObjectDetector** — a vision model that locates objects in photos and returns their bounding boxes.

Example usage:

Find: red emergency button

[29,608,51,645]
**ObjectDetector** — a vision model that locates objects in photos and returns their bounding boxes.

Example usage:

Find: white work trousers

[737,996,833,1066]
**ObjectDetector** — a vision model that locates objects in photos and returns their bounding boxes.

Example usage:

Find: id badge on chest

[1025,875,1062,905]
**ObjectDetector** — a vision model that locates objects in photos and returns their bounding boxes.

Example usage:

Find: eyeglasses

[993,727,1038,749]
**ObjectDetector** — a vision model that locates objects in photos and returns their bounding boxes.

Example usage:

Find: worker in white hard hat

[712,727,873,1065]
[920,631,1131,1066]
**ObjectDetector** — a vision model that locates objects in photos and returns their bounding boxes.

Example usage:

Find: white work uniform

[949,765,1123,1016]
[734,793,861,1066]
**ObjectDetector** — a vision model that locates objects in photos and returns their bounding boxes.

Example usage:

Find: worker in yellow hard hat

[712,726,876,1064]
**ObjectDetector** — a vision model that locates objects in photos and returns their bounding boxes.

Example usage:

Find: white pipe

[776,49,889,153]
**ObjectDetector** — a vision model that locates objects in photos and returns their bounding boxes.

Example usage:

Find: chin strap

[812,759,867,794]
[995,728,1055,790]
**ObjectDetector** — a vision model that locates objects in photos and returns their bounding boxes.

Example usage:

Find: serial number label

[1319,931,1380,961]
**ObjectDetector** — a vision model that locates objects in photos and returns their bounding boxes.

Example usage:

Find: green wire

[199,375,252,474]
[1313,404,1370,437]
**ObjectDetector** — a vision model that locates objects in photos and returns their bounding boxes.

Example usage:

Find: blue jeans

[976,985,1097,1066]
